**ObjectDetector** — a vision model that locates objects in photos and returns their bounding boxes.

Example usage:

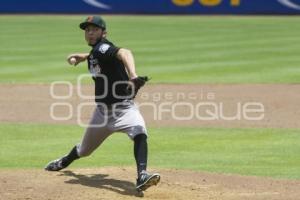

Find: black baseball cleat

[44,157,66,171]
[136,170,160,192]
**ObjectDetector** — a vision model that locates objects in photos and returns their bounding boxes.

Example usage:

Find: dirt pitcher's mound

[1,167,299,200]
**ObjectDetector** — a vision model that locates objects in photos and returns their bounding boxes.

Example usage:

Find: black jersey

[87,38,130,105]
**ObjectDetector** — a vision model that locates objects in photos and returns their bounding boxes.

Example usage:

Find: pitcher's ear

[103,30,107,38]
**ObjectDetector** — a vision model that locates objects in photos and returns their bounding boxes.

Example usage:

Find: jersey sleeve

[94,42,120,60]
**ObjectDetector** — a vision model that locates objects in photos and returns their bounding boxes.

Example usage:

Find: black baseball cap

[79,16,106,30]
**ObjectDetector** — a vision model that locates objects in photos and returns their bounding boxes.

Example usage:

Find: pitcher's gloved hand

[128,76,149,98]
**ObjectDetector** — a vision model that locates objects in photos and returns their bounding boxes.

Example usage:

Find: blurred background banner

[1,0,300,14]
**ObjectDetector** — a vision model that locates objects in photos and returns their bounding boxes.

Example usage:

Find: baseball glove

[128,76,149,98]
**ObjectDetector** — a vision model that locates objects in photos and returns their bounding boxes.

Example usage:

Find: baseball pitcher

[45,16,160,192]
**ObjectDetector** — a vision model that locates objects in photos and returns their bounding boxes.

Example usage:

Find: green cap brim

[80,22,103,30]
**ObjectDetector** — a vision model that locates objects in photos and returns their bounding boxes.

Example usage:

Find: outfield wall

[1,0,300,14]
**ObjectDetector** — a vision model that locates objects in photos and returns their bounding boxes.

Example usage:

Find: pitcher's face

[85,25,105,46]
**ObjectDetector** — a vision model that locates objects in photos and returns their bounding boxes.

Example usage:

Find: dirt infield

[1,167,300,200]
[0,83,299,128]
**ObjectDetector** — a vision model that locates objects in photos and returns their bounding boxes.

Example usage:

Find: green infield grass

[0,123,299,180]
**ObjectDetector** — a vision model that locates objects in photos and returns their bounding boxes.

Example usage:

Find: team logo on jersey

[90,64,101,76]
[89,57,102,76]
[99,44,110,54]
[94,65,102,74]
